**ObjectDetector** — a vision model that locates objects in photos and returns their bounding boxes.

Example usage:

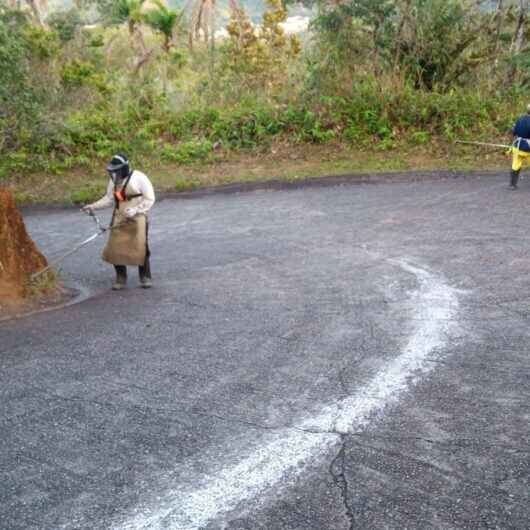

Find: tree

[144,0,180,53]
[110,0,153,72]
[144,0,184,91]
[5,0,48,26]
[310,0,500,91]
[506,0,529,84]
[221,0,301,97]
[47,8,82,43]
[188,0,216,52]
[0,7,59,153]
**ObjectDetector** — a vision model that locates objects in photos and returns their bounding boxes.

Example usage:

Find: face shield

[109,170,121,184]
[106,155,130,184]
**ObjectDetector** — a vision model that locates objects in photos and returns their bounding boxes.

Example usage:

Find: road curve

[1,173,529,530]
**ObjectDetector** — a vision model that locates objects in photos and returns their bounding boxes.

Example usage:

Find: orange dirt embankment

[0,188,47,303]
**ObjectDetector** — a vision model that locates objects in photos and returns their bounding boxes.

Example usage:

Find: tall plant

[144,0,183,91]
[221,0,301,97]
[111,0,153,72]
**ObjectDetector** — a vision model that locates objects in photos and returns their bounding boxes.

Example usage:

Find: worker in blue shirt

[510,105,530,189]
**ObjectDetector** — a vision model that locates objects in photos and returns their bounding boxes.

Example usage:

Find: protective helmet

[106,154,130,181]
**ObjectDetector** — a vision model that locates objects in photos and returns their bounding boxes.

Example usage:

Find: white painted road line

[118,260,461,530]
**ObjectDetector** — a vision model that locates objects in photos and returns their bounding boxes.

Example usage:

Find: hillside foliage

[1,0,529,179]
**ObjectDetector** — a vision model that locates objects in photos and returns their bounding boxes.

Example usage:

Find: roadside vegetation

[1,0,528,203]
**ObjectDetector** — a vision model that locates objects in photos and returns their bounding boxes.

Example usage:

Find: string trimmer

[30,211,122,282]
[455,140,512,149]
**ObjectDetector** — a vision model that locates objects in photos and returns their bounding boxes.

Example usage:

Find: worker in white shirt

[82,154,155,290]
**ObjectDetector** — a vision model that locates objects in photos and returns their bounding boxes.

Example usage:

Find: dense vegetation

[1,0,529,194]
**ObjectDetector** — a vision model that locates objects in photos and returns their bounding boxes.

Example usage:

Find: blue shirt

[512,115,530,151]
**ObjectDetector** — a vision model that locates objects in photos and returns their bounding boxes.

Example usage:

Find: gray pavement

[1,173,529,529]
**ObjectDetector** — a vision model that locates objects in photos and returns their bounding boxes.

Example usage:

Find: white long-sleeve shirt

[89,170,156,214]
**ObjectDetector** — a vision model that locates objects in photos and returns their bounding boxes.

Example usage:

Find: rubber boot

[509,169,520,190]
[140,277,152,289]
[113,265,127,290]
[139,258,152,289]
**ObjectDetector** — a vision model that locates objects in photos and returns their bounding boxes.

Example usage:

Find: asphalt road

[1,173,529,530]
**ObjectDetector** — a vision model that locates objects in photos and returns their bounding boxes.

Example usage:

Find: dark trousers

[114,221,151,279]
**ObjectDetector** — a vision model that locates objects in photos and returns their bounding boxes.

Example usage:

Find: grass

[0,269,67,320]
[70,183,107,204]
[4,140,510,206]
[174,176,201,191]
[26,269,58,296]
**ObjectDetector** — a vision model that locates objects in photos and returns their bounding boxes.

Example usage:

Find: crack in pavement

[114,259,463,529]
[10,385,527,459]
[329,433,355,530]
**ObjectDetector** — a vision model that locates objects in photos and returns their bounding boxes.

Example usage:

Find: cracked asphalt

[1,173,529,529]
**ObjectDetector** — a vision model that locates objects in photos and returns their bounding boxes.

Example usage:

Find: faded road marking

[118,260,460,530]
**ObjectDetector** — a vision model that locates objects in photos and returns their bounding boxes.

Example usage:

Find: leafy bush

[47,9,81,43]
[70,184,106,204]
[174,176,201,191]
[61,60,97,88]
[161,140,213,163]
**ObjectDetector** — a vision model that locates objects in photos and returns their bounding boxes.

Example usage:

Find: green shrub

[161,140,213,164]
[411,131,430,145]
[47,9,81,43]
[61,60,97,88]
[13,190,34,205]
[70,184,106,204]
[174,176,201,191]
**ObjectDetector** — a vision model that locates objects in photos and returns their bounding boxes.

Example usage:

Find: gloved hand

[81,204,94,214]
[124,207,138,218]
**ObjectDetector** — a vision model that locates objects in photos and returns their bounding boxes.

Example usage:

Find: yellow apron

[102,184,147,266]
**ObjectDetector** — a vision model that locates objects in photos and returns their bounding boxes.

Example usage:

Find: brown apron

[102,182,147,266]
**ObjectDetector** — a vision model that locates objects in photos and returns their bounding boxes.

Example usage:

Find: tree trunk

[506,0,529,85]
[24,0,44,26]
[490,0,505,89]
[104,31,120,55]
[162,58,168,94]
[134,24,149,56]
[209,0,216,80]
[129,22,153,75]
[134,48,156,75]
[494,0,505,56]
[393,0,412,71]
[162,42,170,94]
